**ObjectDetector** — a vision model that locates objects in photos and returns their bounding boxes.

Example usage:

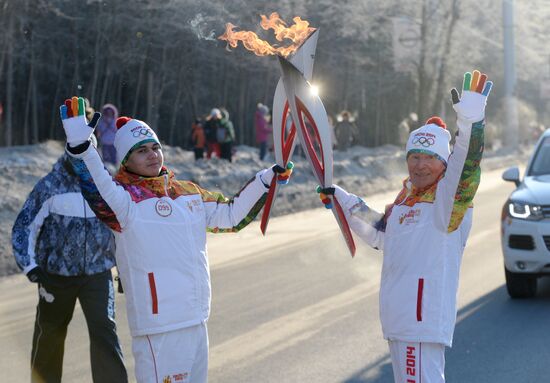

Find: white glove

[451,70,493,124]
[59,96,100,146]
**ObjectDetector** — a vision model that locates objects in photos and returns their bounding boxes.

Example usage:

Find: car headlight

[508,201,543,220]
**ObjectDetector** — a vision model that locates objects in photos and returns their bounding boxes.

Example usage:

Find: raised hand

[59,96,101,146]
[450,70,493,123]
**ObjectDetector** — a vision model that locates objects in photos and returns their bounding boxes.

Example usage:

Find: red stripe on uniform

[148,272,158,314]
[416,278,424,321]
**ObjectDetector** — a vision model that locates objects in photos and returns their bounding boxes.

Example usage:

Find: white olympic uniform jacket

[336,118,484,346]
[67,145,273,337]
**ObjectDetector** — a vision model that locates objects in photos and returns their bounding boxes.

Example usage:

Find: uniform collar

[115,165,172,185]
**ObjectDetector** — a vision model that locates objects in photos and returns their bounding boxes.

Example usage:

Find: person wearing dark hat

[12,138,127,383]
[334,110,359,151]
[318,71,493,382]
[219,107,236,162]
[58,96,293,383]
[203,108,223,159]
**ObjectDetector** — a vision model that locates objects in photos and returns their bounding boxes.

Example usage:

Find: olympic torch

[277,55,356,257]
[218,15,356,256]
[260,30,319,235]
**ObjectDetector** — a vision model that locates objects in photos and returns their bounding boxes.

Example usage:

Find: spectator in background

[191,118,206,161]
[219,107,236,162]
[255,103,272,161]
[397,112,419,146]
[84,99,98,145]
[204,108,222,159]
[11,139,127,383]
[335,110,359,151]
[84,98,95,122]
[96,104,119,166]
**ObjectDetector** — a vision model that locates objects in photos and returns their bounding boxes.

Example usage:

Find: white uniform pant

[388,340,445,383]
[132,323,208,383]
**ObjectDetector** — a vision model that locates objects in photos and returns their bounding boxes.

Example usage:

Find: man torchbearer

[319,70,492,382]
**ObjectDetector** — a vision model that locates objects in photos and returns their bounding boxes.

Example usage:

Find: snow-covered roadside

[0,140,529,277]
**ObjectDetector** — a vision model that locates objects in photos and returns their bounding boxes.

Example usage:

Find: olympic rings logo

[132,128,153,138]
[412,137,435,147]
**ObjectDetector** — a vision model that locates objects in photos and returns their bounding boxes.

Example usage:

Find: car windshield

[528,137,550,176]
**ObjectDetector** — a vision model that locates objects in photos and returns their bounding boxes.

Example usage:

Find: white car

[501,131,550,298]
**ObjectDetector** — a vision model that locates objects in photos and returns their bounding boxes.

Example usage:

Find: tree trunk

[222,66,229,107]
[152,46,170,133]
[99,65,111,108]
[49,57,65,140]
[71,20,80,96]
[168,88,182,145]
[89,20,103,106]
[416,0,431,121]
[0,23,6,85]
[374,41,383,147]
[262,68,271,104]
[115,74,123,114]
[238,74,246,145]
[147,70,154,127]
[4,13,14,146]
[23,60,33,144]
[342,61,349,110]
[31,77,38,143]
[245,77,252,145]
[431,0,460,115]
[132,54,147,117]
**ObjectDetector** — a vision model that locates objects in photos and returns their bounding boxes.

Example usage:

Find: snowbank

[0,140,528,277]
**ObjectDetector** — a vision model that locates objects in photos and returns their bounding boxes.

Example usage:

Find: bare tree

[0,0,548,148]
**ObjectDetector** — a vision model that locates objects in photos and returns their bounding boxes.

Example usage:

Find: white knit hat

[406,116,451,165]
[210,108,222,118]
[113,117,161,165]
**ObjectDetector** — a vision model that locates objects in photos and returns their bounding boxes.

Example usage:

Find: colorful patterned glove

[272,161,294,184]
[316,185,335,209]
[59,96,101,146]
[451,70,493,124]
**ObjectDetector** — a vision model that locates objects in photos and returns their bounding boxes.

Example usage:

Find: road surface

[1,167,549,382]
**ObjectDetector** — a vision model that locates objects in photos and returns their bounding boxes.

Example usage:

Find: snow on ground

[0,140,529,277]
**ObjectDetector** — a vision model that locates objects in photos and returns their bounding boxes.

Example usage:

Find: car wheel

[505,267,537,298]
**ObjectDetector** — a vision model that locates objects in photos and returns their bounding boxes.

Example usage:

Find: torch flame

[219,12,315,57]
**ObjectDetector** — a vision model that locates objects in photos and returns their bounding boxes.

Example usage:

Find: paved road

[1,168,549,382]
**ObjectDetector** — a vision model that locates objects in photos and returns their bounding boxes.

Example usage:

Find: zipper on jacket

[82,195,88,274]
[163,174,169,197]
[416,278,424,322]
[148,272,159,314]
